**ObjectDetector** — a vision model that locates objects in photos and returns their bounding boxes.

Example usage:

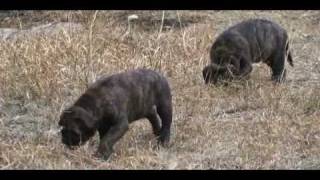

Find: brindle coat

[203,19,294,84]
[59,69,172,160]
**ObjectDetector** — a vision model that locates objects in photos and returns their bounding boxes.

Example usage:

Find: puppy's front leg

[238,57,252,79]
[96,116,129,160]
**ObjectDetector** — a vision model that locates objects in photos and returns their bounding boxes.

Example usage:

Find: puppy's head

[58,106,97,149]
[202,64,236,85]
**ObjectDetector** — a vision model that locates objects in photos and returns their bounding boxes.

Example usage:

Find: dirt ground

[0,10,320,169]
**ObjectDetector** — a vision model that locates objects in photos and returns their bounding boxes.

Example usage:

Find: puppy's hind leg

[156,97,172,147]
[146,105,161,136]
[270,50,287,83]
[238,57,253,80]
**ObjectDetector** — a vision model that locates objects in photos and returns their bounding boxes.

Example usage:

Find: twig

[86,10,99,88]
[212,104,264,118]
[157,11,165,40]
[176,11,182,29]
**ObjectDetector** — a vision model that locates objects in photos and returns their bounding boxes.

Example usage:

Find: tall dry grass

[0,10,320,169]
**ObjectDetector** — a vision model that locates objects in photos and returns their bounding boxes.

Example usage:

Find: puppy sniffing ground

[203,19,294,85]
[59,68,172,160]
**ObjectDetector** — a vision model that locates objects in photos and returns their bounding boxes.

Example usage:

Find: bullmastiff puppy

[203,19,294,85]
[59,68,172,160]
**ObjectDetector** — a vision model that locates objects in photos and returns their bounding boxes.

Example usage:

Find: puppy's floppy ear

[202,65,213,84]
[72,106,97,129]
[82,114,97,129]
[58,108,73,126]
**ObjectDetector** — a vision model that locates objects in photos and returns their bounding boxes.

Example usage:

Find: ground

[0,10,320,169]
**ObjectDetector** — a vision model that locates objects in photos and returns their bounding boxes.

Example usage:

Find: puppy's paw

[95,144,114,160]
[94,150,113,161]
[157,136,171,148]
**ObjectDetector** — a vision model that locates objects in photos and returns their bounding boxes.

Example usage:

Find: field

[0,10,320,169]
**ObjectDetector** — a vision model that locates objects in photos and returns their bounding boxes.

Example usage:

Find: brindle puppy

[59,69,172,160]
[203,19,294,85]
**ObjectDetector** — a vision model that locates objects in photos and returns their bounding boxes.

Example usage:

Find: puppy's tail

[286,40,294,67]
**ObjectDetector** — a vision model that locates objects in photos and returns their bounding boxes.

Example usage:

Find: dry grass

[0,10,320,169]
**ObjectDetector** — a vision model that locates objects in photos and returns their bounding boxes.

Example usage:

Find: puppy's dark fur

[59,69,172,160]
[203,19,294,84]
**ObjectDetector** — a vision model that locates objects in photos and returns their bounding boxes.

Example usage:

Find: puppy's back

[88,69,170,99]
[219,19,287,43]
